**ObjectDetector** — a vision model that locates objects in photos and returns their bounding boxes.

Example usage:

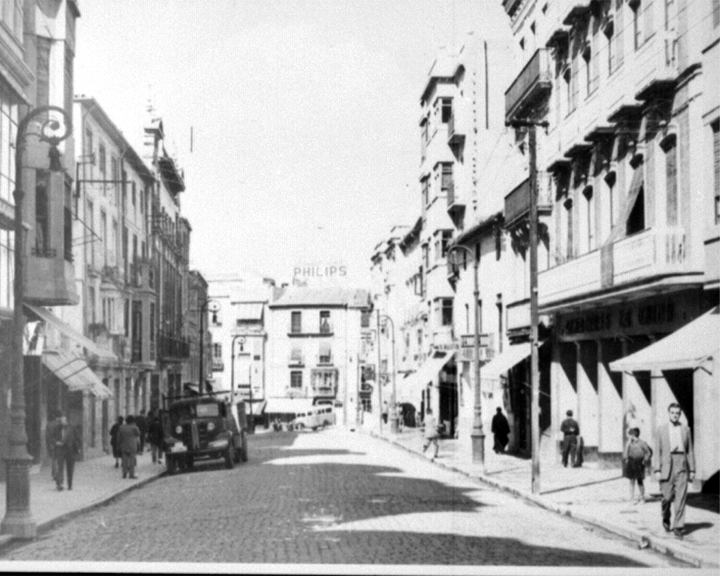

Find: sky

[74,0,511,288]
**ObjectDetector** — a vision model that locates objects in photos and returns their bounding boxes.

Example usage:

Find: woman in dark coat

[109,416,124,468]
[491,407,511,454]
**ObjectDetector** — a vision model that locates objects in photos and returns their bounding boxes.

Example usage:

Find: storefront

[610,306,719,488]
[550,290,705,466]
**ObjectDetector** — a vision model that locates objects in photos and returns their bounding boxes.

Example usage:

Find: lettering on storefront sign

[563,311,613,335]
[293,264,347,279]
[561,298,679,337]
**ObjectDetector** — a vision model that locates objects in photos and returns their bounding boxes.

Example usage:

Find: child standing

[623,427,653,504]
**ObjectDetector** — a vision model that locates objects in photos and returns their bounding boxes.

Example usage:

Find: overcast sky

[74,0,510,288]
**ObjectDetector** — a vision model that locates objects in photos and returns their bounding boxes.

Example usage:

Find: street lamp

[198,299,219,395]
[379,314,398,434]
[447,244,485,469]
[3,106,72,538]
[230,334,254,433]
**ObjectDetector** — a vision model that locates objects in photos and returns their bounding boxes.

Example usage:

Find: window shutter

[644,0,654,40]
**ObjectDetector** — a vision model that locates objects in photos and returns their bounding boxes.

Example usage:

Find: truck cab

[161,394,248,474]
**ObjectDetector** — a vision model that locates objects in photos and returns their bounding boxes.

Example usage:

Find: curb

[0,470,164,554]
[367,430,716,569]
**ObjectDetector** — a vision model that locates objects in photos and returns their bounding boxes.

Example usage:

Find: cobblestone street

[0,429,691,568]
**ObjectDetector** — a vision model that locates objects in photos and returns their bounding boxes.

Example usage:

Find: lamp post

[447,244,485,469]
[198,299,218,395]
[3,106,72,538]
[379,314,398,434]
[230,335,246,401]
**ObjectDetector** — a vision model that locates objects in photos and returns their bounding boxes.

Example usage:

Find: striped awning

[41,350,113,399]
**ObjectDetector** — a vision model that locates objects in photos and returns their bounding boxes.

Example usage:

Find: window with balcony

[319,310,331,333]
[318,342,332,364]
[421,176,430,206]
[440,163,453,196]
[583,186,596,252]
[0,229,12,309]
[440,98,452,123]
[34,171,50,256]
[312,369,337,395]
[662,135,679,226]
[1,0,24,42]
[213,342,222,359]
[290,371,303,389]
[361,310,371,328]
[441,298,453,326]
[99,143,106,177]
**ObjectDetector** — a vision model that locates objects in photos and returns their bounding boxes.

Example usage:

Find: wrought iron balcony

[505,48,552,124]
[158,333,190,360]
[503,177,552,229]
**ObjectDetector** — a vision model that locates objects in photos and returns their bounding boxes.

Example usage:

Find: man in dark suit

[53,416,81,491]
[117,415,141,479]
[44,409,62,483]
[654,402,695,539]
[560,409,580,467]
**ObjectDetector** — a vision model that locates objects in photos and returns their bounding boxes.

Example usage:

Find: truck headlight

[207,422,215,431]
[175,425,182,434]
[209,438,228,448]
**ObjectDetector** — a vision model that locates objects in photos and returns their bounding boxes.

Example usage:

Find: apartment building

[206,274,275,425]
[265,287,370,427]
[63,96,156,459]
[143,114,193,408]
[0,1,88,472]
[503,0,719,483]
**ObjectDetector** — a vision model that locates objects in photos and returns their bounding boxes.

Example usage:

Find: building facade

[0,1,85,475]
[503,0,719,483]
[265,287,370,427]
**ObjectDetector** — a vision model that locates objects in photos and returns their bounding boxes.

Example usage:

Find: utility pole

[507,119,547,494]
[528,124,540,495]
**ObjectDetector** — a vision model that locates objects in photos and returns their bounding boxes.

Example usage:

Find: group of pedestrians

[108,410,165,479]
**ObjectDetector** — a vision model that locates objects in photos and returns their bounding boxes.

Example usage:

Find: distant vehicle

[161,393,248,475]
[292,405,336,431]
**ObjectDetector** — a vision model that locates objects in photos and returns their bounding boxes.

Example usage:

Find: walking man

[560,409,580,468]
[491,407,511,454]
[53,416,80,490]
[655,403,695,539]
[147,409,164,464]
[117,415,141,479]
[421,407,441,462]
[136,410,147,454]
[44,409,62,482]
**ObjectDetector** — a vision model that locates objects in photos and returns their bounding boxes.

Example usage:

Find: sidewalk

[0,450,165,551]
[361,422,720,569]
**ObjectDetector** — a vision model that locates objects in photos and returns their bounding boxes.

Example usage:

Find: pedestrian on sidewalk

[136,410,147,454]
[382,401,388,425]
[53,416,80,491]
[623,427,653,504]
[654,403,695,539]
[491,407,511,454]
[117,415,141,479]
[560,409,580,468]
[109,416,123,468]
[44,409,62,482]
[147,409,164,464]
[421,407,441,462]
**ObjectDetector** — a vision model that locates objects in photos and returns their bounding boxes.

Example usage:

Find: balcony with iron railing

[158,332,191,360]
[505,48,552,124]
[503,177,553,229]
[539,227,701,311]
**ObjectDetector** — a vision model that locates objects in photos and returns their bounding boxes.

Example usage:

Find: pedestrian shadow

[681,522,714,536]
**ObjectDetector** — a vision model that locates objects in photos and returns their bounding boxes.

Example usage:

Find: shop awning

[245,399,266,414]
[397,352,454,402]
[234,302,264,321]
[265,397,315,415]
[41,350,113,399]
[481,341,545,381]
[610,307,720,372]
[25,304,116,361]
